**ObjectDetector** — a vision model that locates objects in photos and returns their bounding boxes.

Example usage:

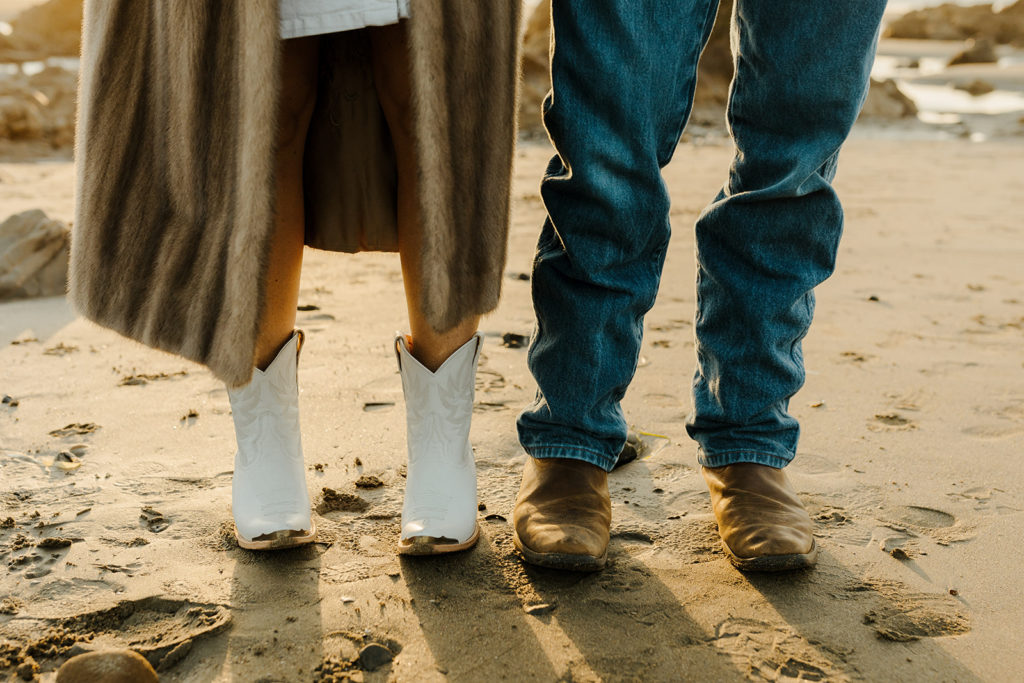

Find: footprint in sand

[960,423,1024,440]
[710,617,844,682]
[843,579,970,643]
[838,350,874,364]
[868,413,916,432]
[475,368,507,392]
[918,361,980,377]
[946,487,1021,515]
[888,505,955,529]
[876,505,974,546]
[596,562,650,593]
[48,423,100,438]
[884,389,927,413]
[1,597,230,675]
[862,592,970,642]
[659,517,722,563]
[793,452,842,475]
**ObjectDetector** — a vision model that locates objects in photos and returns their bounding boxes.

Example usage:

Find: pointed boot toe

[396,333,482,555]
[702,463,816,572]
[512,456,611,571]
[229,331,315,550]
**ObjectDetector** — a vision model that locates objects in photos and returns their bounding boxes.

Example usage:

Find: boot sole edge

[398,523,480,555]
[723,538,818,572]
[513,530,607,572]
[235,520,318,551]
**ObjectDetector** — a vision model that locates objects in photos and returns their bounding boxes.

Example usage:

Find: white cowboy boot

[228,330,316,549]
[395,332,482,554]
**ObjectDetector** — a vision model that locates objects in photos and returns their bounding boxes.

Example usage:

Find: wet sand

[1,137,1023,681]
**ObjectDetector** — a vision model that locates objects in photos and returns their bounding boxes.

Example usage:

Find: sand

[1,137,1023,681]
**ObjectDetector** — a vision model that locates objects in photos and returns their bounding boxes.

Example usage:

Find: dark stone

[357,643,394,671]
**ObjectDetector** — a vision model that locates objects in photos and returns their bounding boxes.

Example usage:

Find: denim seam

[526,443,614,459]
[698,449,793,468]
[526,444,618,470]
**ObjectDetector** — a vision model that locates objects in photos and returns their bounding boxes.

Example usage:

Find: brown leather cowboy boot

[512,457,611,571]
[702,463,817,572]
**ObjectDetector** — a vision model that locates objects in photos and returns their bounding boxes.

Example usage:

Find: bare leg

[254,36,320,370]
[369,24,479,372]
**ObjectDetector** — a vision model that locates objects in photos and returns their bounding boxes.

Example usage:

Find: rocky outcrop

[0,0,82,62]
[518,0,736,132]
[948,37,999,65]
[518,0,552,133]
[0,209,70,301]
[859,79,919,120]
[885,2,1024,46]
[0,66,77,147]
[689,0,734,127]
[955,79,997,96]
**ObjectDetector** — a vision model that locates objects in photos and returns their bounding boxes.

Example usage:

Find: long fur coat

[70,1,522,387]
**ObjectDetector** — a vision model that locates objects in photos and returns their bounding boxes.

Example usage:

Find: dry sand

[1,137,1023,681]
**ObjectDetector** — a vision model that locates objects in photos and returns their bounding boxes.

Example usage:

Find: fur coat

[70,1,522,387]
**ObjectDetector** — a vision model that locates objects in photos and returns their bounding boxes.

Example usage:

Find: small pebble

[357,643,394,671]
[501,332,529,348]
[56,451,82,470]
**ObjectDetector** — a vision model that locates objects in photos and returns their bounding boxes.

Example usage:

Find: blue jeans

[517,0,887,472]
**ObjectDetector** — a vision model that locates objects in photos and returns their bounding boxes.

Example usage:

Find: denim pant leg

[686,0,887,468]
[517,0,720,472]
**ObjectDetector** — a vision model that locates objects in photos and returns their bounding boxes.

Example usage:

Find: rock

[357,643,394,671]
[518,0,552,133]
[0,0,82,62]
[0,210,70,302]
[0,66,78,148]
[859,79,918,121]
[689,0,735,127]
[948,37,998,66]
[517,0,736,132]
[884,2,1024,45]
[501,332,529,348]
[56,650,159,683]
[16,657,38,681]
[955,79,997,96]
[0,95,45,140]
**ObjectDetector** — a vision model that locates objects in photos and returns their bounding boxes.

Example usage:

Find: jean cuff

[697,448,793,469]
[524,444,618,473]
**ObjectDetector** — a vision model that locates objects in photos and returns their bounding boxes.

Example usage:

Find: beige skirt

[279,0,410,39]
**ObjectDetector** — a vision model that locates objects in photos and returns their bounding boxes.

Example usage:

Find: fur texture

[71,1,522,387]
